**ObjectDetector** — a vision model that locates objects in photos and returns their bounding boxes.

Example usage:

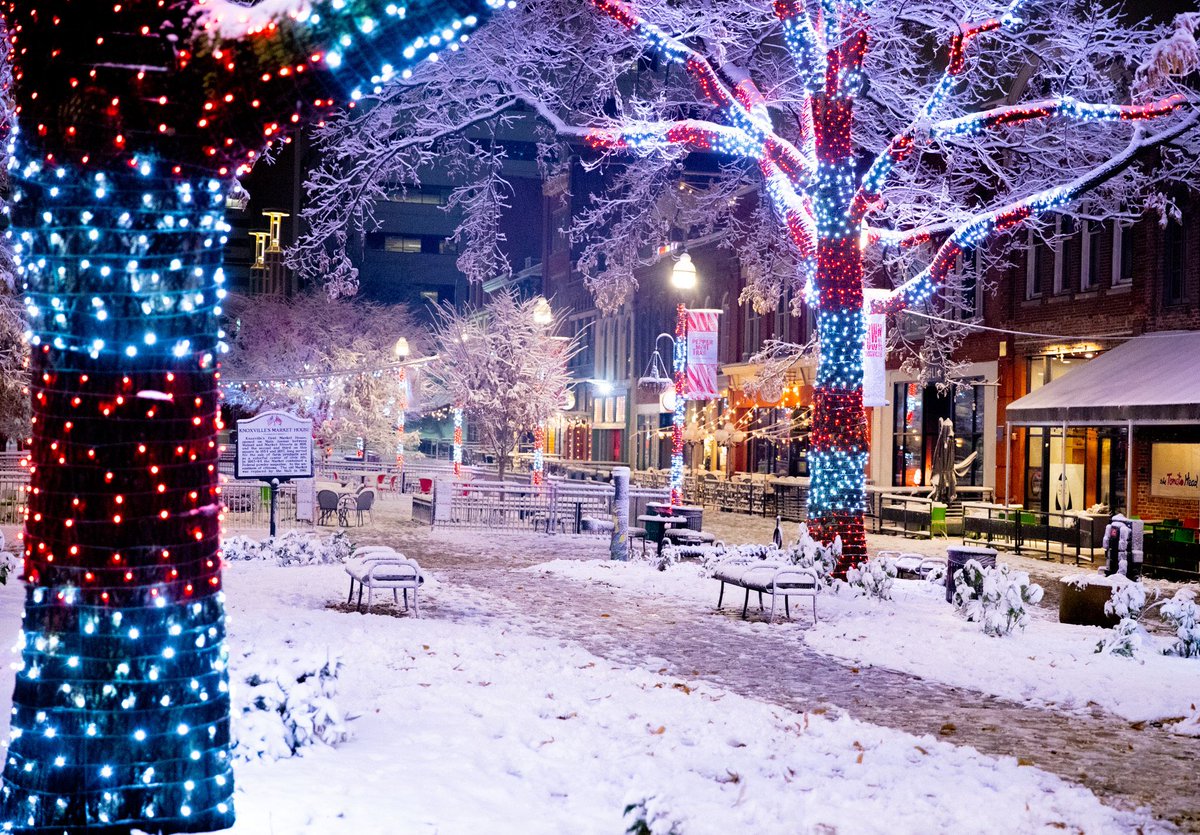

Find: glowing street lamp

[394,337,411,470]
[670,251,698,290]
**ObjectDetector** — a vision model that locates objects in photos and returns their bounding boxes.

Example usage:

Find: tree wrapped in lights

[298,0,1197,572]
[0,0,499,831]
[430,293,573,482]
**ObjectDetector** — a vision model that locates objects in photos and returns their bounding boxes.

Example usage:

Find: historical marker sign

[235,411,314,480]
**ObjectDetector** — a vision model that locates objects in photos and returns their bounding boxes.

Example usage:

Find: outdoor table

[336,493,357,527]
[638,514,683,546]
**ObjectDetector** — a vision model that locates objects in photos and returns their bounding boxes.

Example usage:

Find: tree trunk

[806,94,870,575]
[1,165,235,832]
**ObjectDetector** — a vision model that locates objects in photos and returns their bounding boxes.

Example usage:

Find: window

[551,205,569,255]
[742,303,761,360]
[717,293,732,363]
[1026,230,1043,298]
[1163,219,1186,306]
[1081,221,1102,291]
[385,187,447,206]
[955,251,980,320]
[383,236,422,253]
[892,382,924,487]
[1112,221,1134,286]
[420,291,440,305]
[1053,215,1074,295]
[774,289,790,343]
[952,380,986,486]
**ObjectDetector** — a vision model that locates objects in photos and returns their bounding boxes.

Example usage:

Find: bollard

[611,466,630,561]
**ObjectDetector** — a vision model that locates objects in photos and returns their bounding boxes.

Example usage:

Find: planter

[1059,575,1120,627]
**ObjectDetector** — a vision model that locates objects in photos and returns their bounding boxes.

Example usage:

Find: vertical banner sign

[685,309,722,400]
[862,289,889,408]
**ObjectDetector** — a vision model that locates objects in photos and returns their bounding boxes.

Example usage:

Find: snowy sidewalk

[371,526,1200,830]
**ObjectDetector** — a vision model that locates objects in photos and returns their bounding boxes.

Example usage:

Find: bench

[345,546,424,615]
[712,561,820,623]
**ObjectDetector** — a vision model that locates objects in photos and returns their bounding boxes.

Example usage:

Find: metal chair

[316,490,340,526]
[355,490,375,525]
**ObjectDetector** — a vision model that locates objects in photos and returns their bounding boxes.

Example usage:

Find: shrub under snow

[0,531,20,585]
[223,530,354,566]
[952,560,1044,637]
[1095,578,1152,658]
[1160,589,1200,659]
[231,648,351,762]
[846,555,897,601]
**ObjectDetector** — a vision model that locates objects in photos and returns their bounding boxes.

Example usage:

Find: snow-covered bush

[1095,578,1153,657]
[231,648,351,762]
[845,555,897,601]
[623,796,681,835]
[0,530,19,585]
[1160,589,1200,659]
[952,561,1044,637]
[223,530,353,566]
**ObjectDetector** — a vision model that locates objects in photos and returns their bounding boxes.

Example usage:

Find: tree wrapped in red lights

[298,0,1197,572]
[0,0,497,831]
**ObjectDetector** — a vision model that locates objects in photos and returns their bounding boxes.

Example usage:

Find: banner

[862,289,889,408]
[1151,443,1200,500]
[685,308,722,400]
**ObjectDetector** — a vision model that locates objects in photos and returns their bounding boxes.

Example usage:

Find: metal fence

[961,502,1101,563]
[0,473,29,526]
[220,481,313,532]
[427,479,669,535]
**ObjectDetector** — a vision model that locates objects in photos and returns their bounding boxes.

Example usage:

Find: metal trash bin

[945,545,997,603]
[674,505,704,532]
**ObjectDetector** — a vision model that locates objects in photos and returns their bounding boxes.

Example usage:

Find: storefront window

[892,382,924,486]
[952,380,985,486]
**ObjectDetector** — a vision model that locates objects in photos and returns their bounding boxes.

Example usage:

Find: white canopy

[1006,331,1200,425]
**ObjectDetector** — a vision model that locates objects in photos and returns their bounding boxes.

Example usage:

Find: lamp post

[669,250,699,505]
[394,337,411,474]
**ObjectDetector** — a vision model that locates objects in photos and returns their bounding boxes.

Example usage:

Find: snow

[531,558,1200,734]
[221,563,1156,833]
[0,545,1165,832]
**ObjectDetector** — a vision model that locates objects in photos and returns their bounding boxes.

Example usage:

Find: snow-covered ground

[0,549,1165,833]
[531,558,1200,735]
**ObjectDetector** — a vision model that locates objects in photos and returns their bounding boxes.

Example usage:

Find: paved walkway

[345,524,1200,831]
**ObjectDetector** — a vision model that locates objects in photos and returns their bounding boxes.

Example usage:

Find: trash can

[674,505,704,532]
[945,545,997,603]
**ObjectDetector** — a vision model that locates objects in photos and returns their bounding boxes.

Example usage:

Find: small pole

[268,478,280,538]
[611,466,630,561]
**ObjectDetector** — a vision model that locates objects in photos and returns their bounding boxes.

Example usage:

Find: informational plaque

[235,411,314,480]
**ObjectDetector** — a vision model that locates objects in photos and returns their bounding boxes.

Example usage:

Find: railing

[1144,524,1200,580]
[878,494,944,538]
[960,502,1099,563]
[428,479,669,535]
[220,481,313,532]
[0,473,30,526]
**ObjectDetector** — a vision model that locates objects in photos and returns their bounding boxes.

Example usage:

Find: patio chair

[355,490,376,525]
[317,490,340,526]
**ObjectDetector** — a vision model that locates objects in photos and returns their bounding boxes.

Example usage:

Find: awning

[1006,331,1200,425]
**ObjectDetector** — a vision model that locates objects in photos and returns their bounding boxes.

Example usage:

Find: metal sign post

[235,411,314,537]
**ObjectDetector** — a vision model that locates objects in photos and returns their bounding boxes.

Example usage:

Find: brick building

[870,199,1200,521]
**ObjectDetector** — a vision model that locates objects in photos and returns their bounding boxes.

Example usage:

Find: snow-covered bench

[345,546,424,616]
[712,561,820,623]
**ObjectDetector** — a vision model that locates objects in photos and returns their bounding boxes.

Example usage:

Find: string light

[670,304,687,506]
[452,408,463,477]
[2,0,501,830]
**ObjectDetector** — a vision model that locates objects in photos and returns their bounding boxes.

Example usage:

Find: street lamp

[670,251,698,290]
[668,251,699,504]
[394,337,411,471]
[533,297,554,326]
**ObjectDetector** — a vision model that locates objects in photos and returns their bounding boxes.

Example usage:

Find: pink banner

[685,309,721,400]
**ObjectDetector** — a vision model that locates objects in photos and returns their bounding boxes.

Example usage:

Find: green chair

[931,505,947,537]
[1172,528,1197,544]
[1162,519,1181,528]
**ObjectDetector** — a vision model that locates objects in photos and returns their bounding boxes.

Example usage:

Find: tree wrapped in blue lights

[1,0,499,831]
